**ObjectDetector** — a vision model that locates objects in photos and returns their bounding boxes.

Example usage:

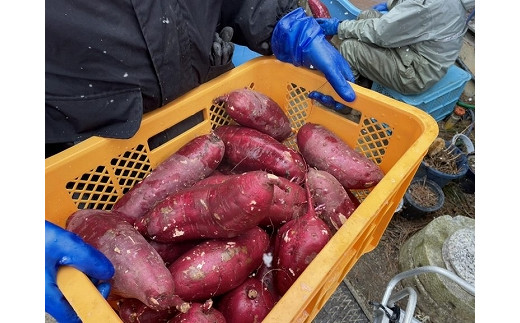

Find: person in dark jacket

[46,0,356,157]
[45,1,356,321]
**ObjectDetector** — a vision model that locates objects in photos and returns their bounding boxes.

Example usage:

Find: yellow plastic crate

[45,56,438,322]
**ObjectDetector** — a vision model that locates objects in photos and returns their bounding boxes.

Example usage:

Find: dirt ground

[344,95,476,322]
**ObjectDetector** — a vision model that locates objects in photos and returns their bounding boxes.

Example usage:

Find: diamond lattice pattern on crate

[66,165,118,210]
[65,144,152,211]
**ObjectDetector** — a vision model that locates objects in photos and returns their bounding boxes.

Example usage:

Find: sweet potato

[214,87,293,141]
[65,209,189,312]
[216,277,276,323]
[168,226,269,302]
[112,133,225,224]
[190,172,231,187]
[307,168,357,232]
[254,256,280,303]
[117,298,177,323]
[193,172,307,229]
[193,174,307,227]
[214,125,307,184]
[296,122,384,189]
[215,160,242,175]
[168,300,226,323]
[135,171,286,242]
[307,0,332,40]
[148,239,201,267]
[273,183,332,295]
[308,0,331,18]
[253,233,280,301]
[259,176,307,228]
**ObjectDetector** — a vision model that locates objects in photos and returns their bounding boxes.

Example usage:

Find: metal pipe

[387,287,418,323]
[380,265,475,307]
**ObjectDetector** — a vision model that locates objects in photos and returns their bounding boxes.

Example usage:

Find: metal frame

[372,266,475,323]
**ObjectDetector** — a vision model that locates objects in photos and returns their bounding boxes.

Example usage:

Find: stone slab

[398,215,475,323]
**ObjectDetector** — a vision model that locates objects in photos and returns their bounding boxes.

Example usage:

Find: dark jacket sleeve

[220,0,299,55]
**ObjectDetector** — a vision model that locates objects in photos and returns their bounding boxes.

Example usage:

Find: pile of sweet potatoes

[64,87,384,322]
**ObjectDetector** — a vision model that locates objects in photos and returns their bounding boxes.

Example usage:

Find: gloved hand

[308,91,350,112]
[272,8,355,102]
[315,17,340,36]
[46,220,115,323]
[372,2,389,13]
[210,26,235,66]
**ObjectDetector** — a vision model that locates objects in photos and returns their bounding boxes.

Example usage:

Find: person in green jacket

[316,0,475,94]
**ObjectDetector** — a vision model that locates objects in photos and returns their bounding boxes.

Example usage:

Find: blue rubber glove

[373,2,389,13]
[45,220,115,323]
[315,18,340,36]
[272,7,356,102]
[308,91,348,111]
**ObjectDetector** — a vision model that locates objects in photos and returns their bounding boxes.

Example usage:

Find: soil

[423,144,463,175]
[344,96,476,322]
[408,181,440,208]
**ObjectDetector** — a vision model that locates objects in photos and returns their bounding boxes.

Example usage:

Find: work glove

[308,90,350,112]
[315,17,340,36]
[210,26,235,66]
[45,220,115,323]
[372,2,389,13]
[272,8,356,102]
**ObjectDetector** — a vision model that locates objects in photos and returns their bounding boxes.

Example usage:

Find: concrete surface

[313,280,371,322]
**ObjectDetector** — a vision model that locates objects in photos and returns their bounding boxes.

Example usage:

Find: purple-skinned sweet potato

[193,174,307,227]
[273,182,332,296]
[190,172,231,187]
[65,209,189,312]
[216,277,276,323]
[168,226,269,302]
[296,122,384,189]
[253,232,281,302]
[112,133,225,224]
[117,298,177,323]
[135,170,287,243]
[192,172,307,229]
[259,176,307,228]
[168,300,226,323]
[148,239,201,267]
[307,168,357,232]
[308,0,331,18]
[214,125,307,184]
[214,87,293,142]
